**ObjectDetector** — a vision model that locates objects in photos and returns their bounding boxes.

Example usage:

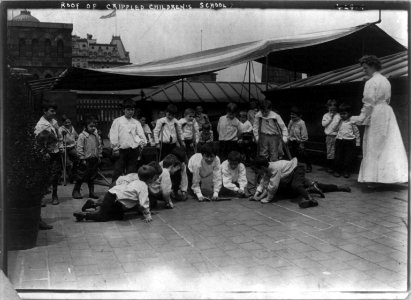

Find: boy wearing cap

[109,99,147,183]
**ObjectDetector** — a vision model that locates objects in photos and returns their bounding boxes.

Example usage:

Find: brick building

[7,10,73,79]
[72,34,130,69]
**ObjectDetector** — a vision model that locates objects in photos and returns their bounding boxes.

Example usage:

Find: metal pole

[201,30,203,51]
[265,56,269,91]
[248,62,251,101]
[181,78,184,102]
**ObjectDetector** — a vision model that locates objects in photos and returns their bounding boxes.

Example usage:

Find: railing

[76,97,123,138]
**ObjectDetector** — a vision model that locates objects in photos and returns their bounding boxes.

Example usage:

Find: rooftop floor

[7,165,408,295]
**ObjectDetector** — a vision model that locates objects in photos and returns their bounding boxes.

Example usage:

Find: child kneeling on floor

[188,142,222,202]
[250,156,318,208]
[148,154,182,209]
[220,151,249,198]
[73,165,157,223]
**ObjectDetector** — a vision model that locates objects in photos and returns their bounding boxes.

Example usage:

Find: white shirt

[109,116,147,150]
[352,72,392,126]
[109,179,149,211]
[322,112,341,136]
[239,120,253,135]
[336,120,361,146]
[221,160,247,192]
[142,124,154,145]
[34,116,61,153]
[148,168,172,199]
[257,158,298,201]
[153,117,183,144]
[253,111,288,142]
[159,161,188,192]
[188,153,221,198]
[179,118,200,143]
[217,115,241,141]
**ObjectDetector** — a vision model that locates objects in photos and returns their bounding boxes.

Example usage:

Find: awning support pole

[265,56,269,91]
[181,78,184,102]
[248,61,251,101]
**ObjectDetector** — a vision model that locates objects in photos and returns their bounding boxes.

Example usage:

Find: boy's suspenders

[192,122,197,152]
[174,122,183,147]
[257,117,263,155]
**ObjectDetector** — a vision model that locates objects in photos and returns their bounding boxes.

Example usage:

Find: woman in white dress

[351,55,408,184]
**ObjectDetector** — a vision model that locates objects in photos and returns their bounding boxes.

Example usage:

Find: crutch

[157,123,165,163]
[61,131,67,186]
[96,168,111,186]
[273,119,292,160]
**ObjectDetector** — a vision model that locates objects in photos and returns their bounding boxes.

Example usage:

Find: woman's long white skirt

[358,103,408,183]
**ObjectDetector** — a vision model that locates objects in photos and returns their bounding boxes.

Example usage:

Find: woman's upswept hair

[359,55,382,71]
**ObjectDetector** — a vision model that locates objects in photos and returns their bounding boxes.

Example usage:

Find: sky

[8,8,408,82]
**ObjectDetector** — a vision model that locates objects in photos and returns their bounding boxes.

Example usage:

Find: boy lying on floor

[250,156,350,208]
[73,165,157,223]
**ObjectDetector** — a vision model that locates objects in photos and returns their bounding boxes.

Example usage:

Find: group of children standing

[34,97,356,226]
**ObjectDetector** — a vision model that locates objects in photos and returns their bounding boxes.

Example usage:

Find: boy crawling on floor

[73,165,157,223]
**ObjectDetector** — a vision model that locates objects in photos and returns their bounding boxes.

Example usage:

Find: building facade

[7,11,73,79]
[72,34,130,69]
[261,65,303,85]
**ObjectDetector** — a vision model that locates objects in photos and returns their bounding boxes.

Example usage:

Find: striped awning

[51,22,405,91]
[271,51,408,90]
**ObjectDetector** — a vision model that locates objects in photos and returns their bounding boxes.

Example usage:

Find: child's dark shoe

[82,199,97,211]
[339,185,351,192]
[52,194,59,205]
[299,199,311,209]
[333,172,341,178]
[343,172,350,178]
[165,201,174,209]
[89,192,99,199]
[72,190,83,199]
[73,212,86,222]
[39,220,53,230]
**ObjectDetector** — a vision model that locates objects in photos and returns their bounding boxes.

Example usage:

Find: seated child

[73,165,157,223]
[147,154,182,209]
[220,151,248,198]
[187,142,221,202]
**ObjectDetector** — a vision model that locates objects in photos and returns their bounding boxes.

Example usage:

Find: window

[19,39,25,57]
[57,40,64,57]
[44,39,51,56]
[31,39,39,57]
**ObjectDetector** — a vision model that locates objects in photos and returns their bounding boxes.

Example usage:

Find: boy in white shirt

[150,154,182,209]
[253,100,288,162]
[188,143,221,202]
[334,103,361,178]
[321,99,341,173]
[220,151,248,198]
[139,116,155,146]
[217,102,242,161]
[109,99,147,183]
[73,165,157,223]
[179,108,199,159]
[153,104,184,160]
